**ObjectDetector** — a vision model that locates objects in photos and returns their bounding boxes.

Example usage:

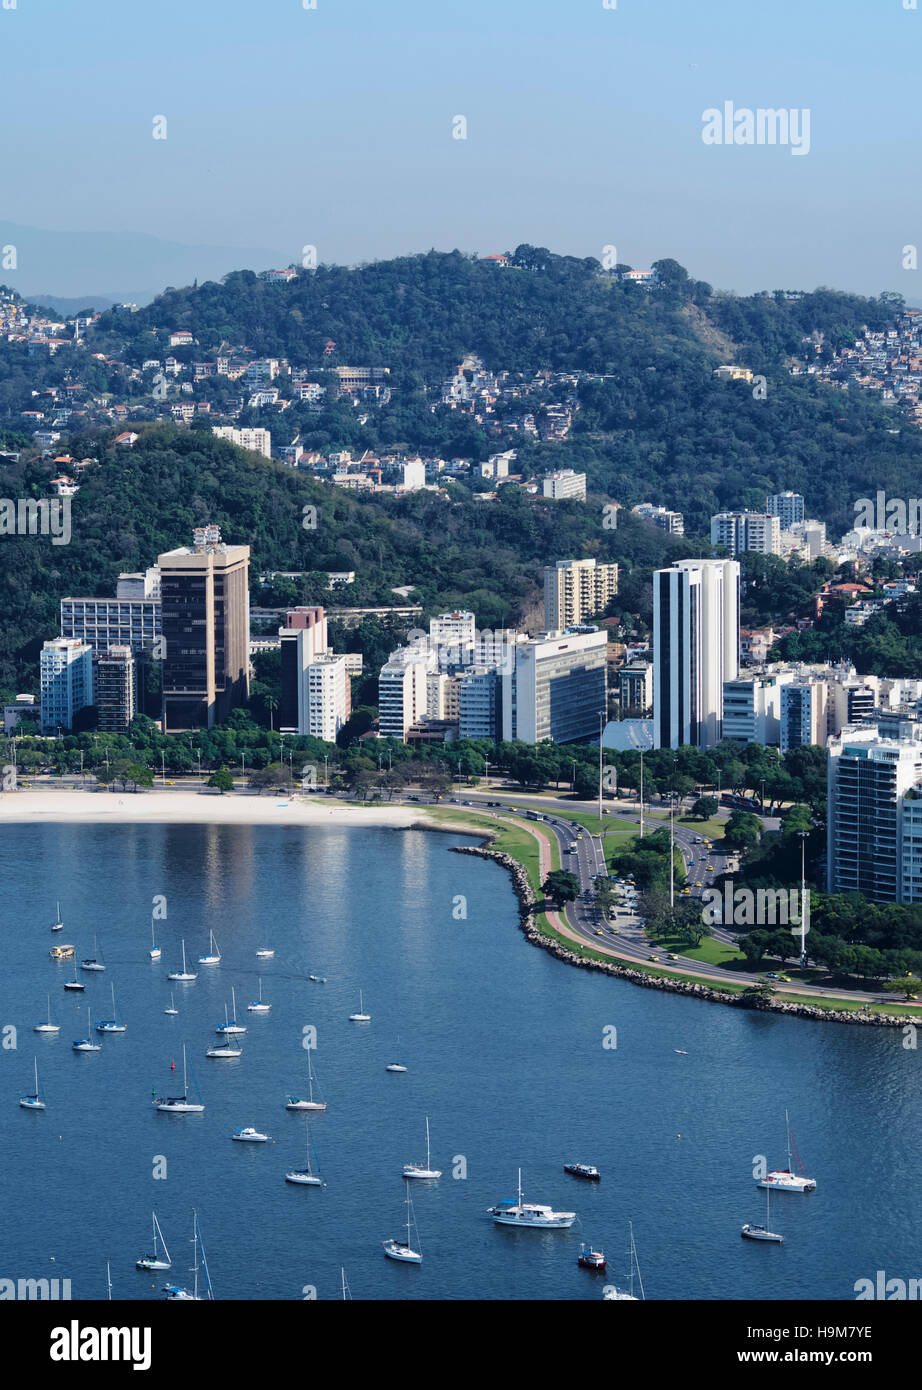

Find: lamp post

[598,712,604,825]
[799,829,808,970]
[639,750,644,839]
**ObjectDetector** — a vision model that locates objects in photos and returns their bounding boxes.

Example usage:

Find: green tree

[207,767,235,793]
[542,870,580,907]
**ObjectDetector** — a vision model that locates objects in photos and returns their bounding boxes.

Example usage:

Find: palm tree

[264,694,278,733]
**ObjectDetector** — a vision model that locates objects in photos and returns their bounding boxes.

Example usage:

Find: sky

[1,0,920,300]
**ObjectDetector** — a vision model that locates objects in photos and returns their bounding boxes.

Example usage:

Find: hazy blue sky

[2,0,920,298]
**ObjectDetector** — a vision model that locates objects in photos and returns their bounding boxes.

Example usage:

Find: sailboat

[285,1049,326,1110]
[488,1169,576,1228]
[247,978,271,1013]
[162,1210,213,1300]
[403,1116,441,1179]
[80,934,106,972]
[154,1043,204,1112]
[341,1268,352,1300]
[386,1036,407,1071]
[51,901,64,932]
[255,932,274,959]
[20,1057,46,1110]
[206,1032,243,1058]
[164,992,179,1016]
[167,939,197,982]
[285,1118,324,1185]
[96,981,127,1033]
[606,1221,644,1299]
[107,1262,113,1301]
[149,917,161,961]
[349,990,371,1022]
[742,1186,784,1242]
[383,1180,422,1263]
[136,1212,172,1271]
[63,952,86,991]
[757,1110,816,1192]
[198,930,221,965]
[34,993,60,1034]
[72,1007,102,1051]
[216,987,247,1034]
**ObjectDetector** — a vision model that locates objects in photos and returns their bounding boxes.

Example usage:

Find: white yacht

[20,1057,46,1110]
[164,992,179,1016]
[757,1110,816,1192]
[51,901,64,932]
[742,1188,783,1243]
[72,1008,102,1051]
[162,1211,213,1300]
[606,1221,644,1300]
[285,1118,323,1185]
[386,1063,408,1073]
[136,1212,171,1271]
[96,982,127,1033]
[232,1126,269,1142]
[149,916,161,961]
[285,1050,326,1111]
[206,1037,243,1058]
[197,930,221,965]
[80,935,106,972]
[216,987,247,1034]
[247,978,271,1012]
[153,1044,204,1112]
[349,990,370,1022]
[34,994,60,1034]
[403,1116,441,1180]
[167,939,197,983]
[488,1169,576,1228]
[383,1181,422,1263]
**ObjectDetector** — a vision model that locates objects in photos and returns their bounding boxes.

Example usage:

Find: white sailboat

[349,990,371,1022]
[206,1034,243,1058]
[63,952,86,991]
[34,993,60,1034]
[742,1186,784,1243]
[136,1212,172,1271]
[216,987,247,1034]
[80,933,106,972]
[605,1221,644,1299]
[153,1043,204,1113]
[96,981,127,1033]
[51,901,64,932]
[757,1109,816,1192]
[149,916,161,961]
[167,939,197,983]
[162,1210,213,1300]
[20,1057,46,1110]
[255,931,274,959]
[285,1118,324,1185]
[341,1268,352,1300]
[164,992,179,1016]
[72,1007,102,1051]
[488,1169,576,1228]
[285,1049,326,1111]
[403,1116,441,1180]
[248,978,271,1013]
[383,1180,422,1263]
[386,1037,407,1071]
[198,930,221,965]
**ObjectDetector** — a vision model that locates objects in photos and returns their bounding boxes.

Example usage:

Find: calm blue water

[2,821,919,1301]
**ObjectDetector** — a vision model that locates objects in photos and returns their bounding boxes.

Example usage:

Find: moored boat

[488,1170,575,1228]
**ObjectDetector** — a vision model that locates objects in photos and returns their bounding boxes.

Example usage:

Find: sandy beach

[0,788,436,829]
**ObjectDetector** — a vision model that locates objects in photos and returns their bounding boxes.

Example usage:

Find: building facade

[501,629,607,743]
[40,638,93,733]
[653,558,740,750]
[544,558,619,631]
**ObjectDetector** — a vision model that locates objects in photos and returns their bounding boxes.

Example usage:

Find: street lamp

[798,829,809,970]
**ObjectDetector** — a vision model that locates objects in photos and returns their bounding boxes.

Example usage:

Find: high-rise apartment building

[278,607,350,740]
[95,646,136,733]
[766,492,805,529]
[544,558,619,631]
[159,525,250,731]
[710,511,781,558]
[827,732,922,903]
[40,638,93,734]
[378,649,432,740]
[501,629,607,743]
[542,469,586,501]
[653,559,740,750]
[212,425,272,459]
[61,568,162,656]
[780,681,828,752]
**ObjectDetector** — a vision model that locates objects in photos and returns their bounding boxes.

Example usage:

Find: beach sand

[0,788,432,829]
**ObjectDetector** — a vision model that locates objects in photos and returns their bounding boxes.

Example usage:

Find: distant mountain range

[0,221,286,306]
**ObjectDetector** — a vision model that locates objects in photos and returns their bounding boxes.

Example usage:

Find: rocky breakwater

[452,845,918,1030]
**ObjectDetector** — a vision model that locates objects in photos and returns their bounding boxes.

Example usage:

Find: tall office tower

[95,646,136,734]
[710,511,781,557]
[543,558,619,631]
[458,666,501,740]
[827,732,922,903]
[158,525,250,731]
[766,492,805,529]
[653,559,740,750]
[501,629,607,744]
[377,649,433,740]
[40,638,93,734]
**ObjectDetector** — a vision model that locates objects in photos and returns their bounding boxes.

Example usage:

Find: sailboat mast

[785,1108,793,1170]
[425,1116,430,1168]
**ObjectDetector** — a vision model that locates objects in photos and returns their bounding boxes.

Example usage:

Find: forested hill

[0,423,687,694]
[71,248,922,533]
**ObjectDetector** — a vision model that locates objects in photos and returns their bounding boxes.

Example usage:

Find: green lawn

[650,933,747,968]
[423,805,559,896]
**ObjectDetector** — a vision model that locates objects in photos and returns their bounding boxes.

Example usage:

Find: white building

[212,425,272,459]
[632,503,684,535]
[653,559,740,750]
[722,672,796,745]
[3,693,37,734]
[542,469,586,501]
[544,558,619,630]
[378,648,433,740]
[401,458,427,491]
[766,492,805,529]
[40,638,93,734]
[501,629,607,744]
[710,511,781,558]
[278,608,349,739]
[827,731,922,903]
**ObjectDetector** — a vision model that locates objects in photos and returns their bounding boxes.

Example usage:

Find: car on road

[667,953,678,960]
[765,972,779,979]
[777,974,791,982]
[649,955,660,963]
[595,930,604,936]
